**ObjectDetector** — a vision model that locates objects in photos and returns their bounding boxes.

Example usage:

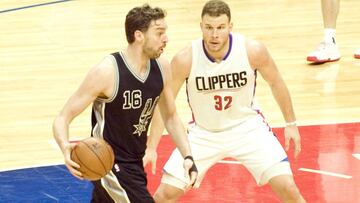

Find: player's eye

[157,31,164,36]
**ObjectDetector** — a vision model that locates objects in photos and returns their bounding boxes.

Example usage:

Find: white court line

[41,192,59,201]
[217,160,242,165]
[298,168,352,179]
[0,162,64,173]
[271,120,360,128]
[353,154,360,160]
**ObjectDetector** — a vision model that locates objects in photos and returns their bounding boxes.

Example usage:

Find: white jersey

[187,33,260,131]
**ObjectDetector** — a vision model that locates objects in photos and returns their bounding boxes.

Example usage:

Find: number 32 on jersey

[214,95,232,111]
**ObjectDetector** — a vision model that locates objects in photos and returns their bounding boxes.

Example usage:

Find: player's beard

[143,41,166,59]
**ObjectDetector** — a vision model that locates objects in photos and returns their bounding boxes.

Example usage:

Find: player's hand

[284,125,301,158]
[183,156,198,189]
[63,142,83,180]
[143,147,157,174]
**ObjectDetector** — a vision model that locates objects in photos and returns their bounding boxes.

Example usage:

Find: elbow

[52,116,61,138]
[52,114,69,136]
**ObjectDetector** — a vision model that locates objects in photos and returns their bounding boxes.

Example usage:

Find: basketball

[71,137,115,181]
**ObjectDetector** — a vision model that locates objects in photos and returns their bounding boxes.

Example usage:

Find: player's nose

[211,29,219,38]
[162,34,169,43]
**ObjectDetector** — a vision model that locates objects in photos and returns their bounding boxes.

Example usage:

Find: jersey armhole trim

[96,55,119,103]
[155,59,165,89]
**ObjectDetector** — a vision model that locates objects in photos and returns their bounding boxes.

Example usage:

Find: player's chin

[152,49,163,58]
[208,44,220,52]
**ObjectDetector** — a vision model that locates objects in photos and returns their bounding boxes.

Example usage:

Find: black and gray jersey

[91,52,164,163]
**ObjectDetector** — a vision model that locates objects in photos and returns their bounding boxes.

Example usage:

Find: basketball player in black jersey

[53,4,197,203]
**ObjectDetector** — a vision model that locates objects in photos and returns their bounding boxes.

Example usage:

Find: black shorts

[91,162,154,203]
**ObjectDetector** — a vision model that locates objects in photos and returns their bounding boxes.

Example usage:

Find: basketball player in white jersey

[144,0,306,202]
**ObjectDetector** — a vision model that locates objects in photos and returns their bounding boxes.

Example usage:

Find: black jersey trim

[92,100,105,139]
[119,51,150,83]
[155,58,165,86]
[95,55,119,103]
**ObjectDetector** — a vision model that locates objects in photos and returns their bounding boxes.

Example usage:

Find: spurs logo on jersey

[195,71,247,92]
[132,96,159,136]
[122,90,159,136]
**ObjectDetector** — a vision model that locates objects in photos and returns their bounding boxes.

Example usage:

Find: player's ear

[229,22,233,31]
[134,30,144,42]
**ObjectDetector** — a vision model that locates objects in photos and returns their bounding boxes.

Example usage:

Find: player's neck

[123,47,149,75]
[204,36,231,63]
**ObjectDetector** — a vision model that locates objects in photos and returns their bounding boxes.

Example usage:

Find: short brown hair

[125,4,166,43]
[201,0,231,21]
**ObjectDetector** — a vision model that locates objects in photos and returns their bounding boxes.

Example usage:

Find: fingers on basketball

[70,137,115,181]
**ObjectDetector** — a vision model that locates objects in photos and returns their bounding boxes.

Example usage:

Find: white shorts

[162,115,292,190]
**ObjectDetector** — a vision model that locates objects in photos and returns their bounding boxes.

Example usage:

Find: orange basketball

[71,137,115,181]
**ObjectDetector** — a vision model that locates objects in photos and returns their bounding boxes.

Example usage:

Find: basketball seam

[81,139,108,175]
[73,148,104,178]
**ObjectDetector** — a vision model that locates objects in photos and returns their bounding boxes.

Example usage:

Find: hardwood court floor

[0,0,360,202]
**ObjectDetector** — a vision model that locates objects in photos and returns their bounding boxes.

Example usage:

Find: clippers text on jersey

[195,71,247,92]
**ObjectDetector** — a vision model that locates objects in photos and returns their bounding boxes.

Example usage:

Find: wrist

[285,121,297,127]
[184,155,194,161]
[146,146,157,152]
[59,141,70,154]
[146,139,159,150]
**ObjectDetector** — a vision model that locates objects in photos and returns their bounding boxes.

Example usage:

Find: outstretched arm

[144,50,196,185]
[145,47,192,169]
[146,48,191,147]
[246,39,301,158]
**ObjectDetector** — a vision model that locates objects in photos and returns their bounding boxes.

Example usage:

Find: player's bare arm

[156,56,191,157]
[246,38,301,158]
[146,45,192,164]
[170,45,193,95]
[147,56,197,185]
[52,56,115,178]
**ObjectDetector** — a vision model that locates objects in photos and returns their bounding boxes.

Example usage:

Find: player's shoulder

[230,32,264,51]
[245,38,267,53]
[172,44,192,66]
[243,38,274,70]
[91,55,116,78]
[244,37,269,64]
[156,56,170,70]
[79,54,116,99]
